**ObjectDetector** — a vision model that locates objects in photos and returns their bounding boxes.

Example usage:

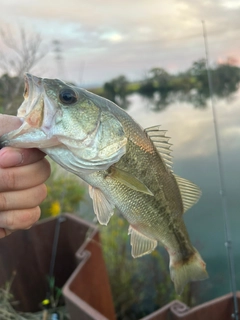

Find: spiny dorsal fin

[144,125,173,171]
[174,175,202,213]
[89,185,115,225]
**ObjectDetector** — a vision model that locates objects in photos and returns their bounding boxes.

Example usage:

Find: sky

[0,0,240,86]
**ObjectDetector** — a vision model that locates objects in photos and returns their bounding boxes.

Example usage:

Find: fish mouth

[18,73,44,122]
[23,73,42,100]
[0,73,60,149]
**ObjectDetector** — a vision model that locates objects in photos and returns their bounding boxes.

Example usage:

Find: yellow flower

[49,201,61,216]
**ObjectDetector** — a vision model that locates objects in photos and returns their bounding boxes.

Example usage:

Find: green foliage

[40,160,85,219]
[137,59,240,109]
[0,272,69,319]
[1,58,239,116]
[102,75,130,109]
[212,63,240,97]
[96,58,240,110]
[0,74,24,115]
[44,276,62,309]
[100,214,197,319]
[100,216,144,318]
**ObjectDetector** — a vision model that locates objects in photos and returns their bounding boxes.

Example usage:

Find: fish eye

[59,88,77,105]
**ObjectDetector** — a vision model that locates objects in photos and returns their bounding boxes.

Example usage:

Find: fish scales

[0,73,208,294]
[83,106,203,280]
[85,137,193,256]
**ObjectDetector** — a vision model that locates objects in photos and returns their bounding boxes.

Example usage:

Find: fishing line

[202,20,239,320]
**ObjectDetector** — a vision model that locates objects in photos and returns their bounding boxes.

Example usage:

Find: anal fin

[89,185,115,225]
[128,226,157,258]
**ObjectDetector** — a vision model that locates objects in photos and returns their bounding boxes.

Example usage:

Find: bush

[40,160,85,219]
[100,214,195,319]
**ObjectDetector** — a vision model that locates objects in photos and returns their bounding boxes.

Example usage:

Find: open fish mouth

[19,73,45,127]
[0,73,59,149]
[0,73,127,170]
[23,73,42,99]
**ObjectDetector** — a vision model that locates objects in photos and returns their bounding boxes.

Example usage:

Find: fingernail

[0,148,23,168]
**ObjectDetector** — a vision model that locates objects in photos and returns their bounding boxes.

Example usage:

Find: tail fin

[170,248,208,295]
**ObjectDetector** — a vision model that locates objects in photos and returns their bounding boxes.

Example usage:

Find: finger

[0,184,47,211]
[0,228,7,239]
[0,158,51,192]
[0,114,22,136]
[0,224,33,239]
[0,147,46,168]
[0,206,41,233]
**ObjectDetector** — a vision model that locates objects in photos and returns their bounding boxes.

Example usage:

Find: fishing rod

[202,20,239,320]
[43,167,69,319]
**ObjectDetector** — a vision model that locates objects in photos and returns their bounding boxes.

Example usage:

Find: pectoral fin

[128,226,157,257]
[108,166,154,196]
[89,185,115,225]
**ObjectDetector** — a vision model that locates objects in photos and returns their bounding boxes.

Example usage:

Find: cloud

[0,0,240,84]
[221,0,240,9]
[127,90,240,161]
[100,31,125,43]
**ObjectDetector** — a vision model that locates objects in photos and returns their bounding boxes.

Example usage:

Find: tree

[103,75,130,109]
[139,68,171,97]
[0,74,24,114]
[0,26,47,114]
[212,63,240,97]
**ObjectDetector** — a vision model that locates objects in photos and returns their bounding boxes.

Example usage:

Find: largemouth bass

[0,74,208,294]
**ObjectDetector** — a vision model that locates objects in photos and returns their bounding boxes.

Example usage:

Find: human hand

[0,114,51,238]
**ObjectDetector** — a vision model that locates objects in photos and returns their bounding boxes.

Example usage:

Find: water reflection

[127,91,240,304]
[98,60,240,111]
[135,90,213,112]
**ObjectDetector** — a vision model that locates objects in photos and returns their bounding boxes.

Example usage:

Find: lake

[125,91,240,304]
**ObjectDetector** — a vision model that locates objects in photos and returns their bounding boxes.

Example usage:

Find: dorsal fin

[144,125,173,171]
[174,175,202,213]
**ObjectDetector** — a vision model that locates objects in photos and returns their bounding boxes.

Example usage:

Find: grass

[0,274,70,320]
